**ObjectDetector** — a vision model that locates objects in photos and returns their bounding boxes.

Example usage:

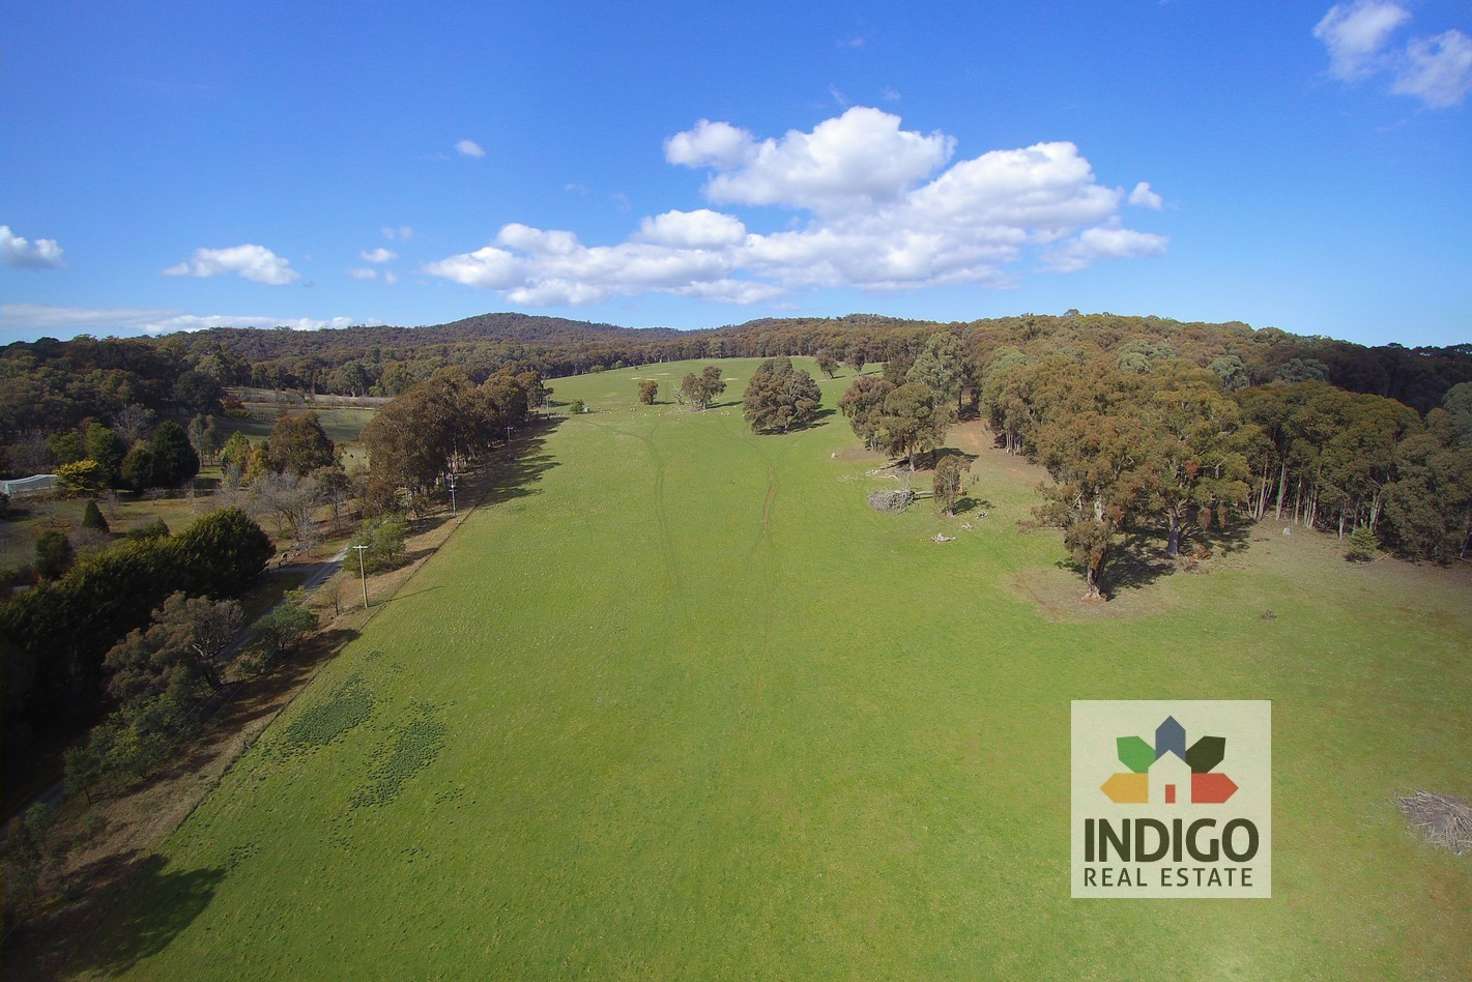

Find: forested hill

[123,310,1472,411]
[167,311,685,362]
[2,312,1470,448]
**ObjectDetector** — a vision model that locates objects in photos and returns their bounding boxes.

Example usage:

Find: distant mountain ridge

[172,311,943,350]
[420,311,686,340]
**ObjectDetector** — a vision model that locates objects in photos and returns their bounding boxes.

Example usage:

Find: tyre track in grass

[583,413,692,630]
[710,417,782,659]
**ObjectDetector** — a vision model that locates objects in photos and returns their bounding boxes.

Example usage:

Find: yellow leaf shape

[1100,772,1148,803]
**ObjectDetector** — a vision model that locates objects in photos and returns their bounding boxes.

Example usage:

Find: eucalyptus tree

[743,358,823,433]
[1139,365,1255,556]
[907,331,968,412]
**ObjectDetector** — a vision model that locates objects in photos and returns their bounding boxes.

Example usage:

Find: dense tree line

[6,311,1469,477]
[359,366,540,507]
[0,509,273,784]
[9,310,1463,413]
[831,327,1471,595]
[974,355,1472,595]
[0,335,224,473]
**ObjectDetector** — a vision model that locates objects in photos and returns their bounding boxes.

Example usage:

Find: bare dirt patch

[831,446,885,463]
[1009,564,1183,623]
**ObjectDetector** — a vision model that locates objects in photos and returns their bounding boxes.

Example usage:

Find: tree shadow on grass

[380,584,446,605]
[473,415,563,508]
[915,447,978,470]
[407,512,454,535]
[799,407,836,428]
[1195,514,1255,556]
[1102,532,1177,595]
[1052,530,1175,600]
[753,407,836,434]
[951,496,994,515]
[6,852,224,980]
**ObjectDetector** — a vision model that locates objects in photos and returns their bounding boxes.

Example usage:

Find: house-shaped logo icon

[1099,715,1238,805]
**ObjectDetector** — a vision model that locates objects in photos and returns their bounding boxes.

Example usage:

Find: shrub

[57,459,107,496]
[638,380,659,404]
[0,508,272,775]
[248,590,317,672]
[149,421,200,488]
[933,456,969,514]
[128,518,171,541]
[81,500,110,534]
[47,431,84,466]
[120,443,157,490]
[0,802,61,924]
[83,422,127,480]
[63,686,203,800]
[34,531,74,580]
[353,516,409,574]
[568,399,587,414]
[218,431,252,472]
[1347,526,1379,562]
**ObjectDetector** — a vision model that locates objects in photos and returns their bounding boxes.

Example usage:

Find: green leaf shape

[1116,735,1155,773]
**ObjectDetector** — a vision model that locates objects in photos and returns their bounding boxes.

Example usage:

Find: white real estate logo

[1070,700,1272,899]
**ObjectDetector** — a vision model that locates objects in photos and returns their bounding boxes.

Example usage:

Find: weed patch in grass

[279,674,375,753]
[350,701,447,809]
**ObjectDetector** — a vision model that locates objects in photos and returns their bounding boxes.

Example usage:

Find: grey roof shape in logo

[1155,715,1186,761]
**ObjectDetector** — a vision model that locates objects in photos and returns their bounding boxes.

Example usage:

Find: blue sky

[2,1,1469,346]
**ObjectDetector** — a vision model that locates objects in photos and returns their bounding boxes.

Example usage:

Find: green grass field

[68,358,1470,979]
[220,403,377,471]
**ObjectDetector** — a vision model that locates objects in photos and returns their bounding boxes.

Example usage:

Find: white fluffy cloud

[163,244,299,285]
[1392,30,1472,108]
[663,120,754,169]
[1128,181,1164,209]
[1314,2,1410,79]
[142,314,366,334]
[1315,4,1472,108]
[456,138,486,158]
[667,106,954,212]
[1045,226,1169,273]
[1,225,65,269]
[638,209,746,247]
[381,225,414,240]
[425,106,1165,305]
[361,247,397,263]
[2,303,377,337]
[348,267,378,280]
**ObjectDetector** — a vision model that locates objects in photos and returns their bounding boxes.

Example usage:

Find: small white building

[1149,752,1193,806]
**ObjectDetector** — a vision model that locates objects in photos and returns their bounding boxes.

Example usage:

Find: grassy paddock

[0,404,375,570]
[0,494,217,569]
[219,403,377,471]
[64,358,1471,979]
